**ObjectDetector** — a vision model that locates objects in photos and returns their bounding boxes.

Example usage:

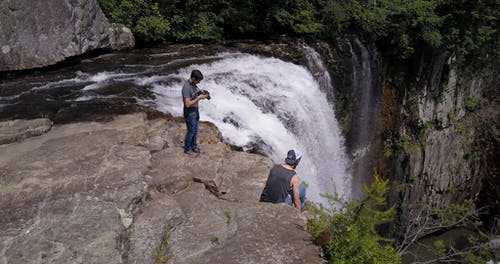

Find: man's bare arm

[184,94,207,108]
[291,175,301,210]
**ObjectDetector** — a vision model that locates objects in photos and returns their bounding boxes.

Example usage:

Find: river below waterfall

[0,43,352,204]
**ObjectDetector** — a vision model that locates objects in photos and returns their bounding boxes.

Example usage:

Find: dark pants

[184,111,199,152]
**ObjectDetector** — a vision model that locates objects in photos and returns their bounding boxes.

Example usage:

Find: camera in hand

[198,89,211,100]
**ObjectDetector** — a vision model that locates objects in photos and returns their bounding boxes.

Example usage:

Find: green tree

[98,0,499,65]
[170,11,223,41]
[319,0,443,58]
[273,0,324,35]
[156,0,226,41]
[98,0,170,43]
[436,0,499,64]
[308,177,401,263]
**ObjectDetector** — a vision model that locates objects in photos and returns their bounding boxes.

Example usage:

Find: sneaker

[184,149,199,157]
[192,147,200,154]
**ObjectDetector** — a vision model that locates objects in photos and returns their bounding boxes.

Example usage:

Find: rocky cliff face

[379,52,499,239]
[401,63,483,200]
[0,113,322,263]
[316,37,497,238]
[0,0,134,71]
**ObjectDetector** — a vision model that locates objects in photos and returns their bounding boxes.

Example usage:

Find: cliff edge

[0,113,322,264]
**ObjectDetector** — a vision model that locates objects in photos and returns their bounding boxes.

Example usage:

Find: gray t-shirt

[181,80,200,108]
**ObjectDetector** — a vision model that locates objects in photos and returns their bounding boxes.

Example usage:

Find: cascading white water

[139,52,352,204]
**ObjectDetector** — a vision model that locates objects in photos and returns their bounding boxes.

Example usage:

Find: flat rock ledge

[0,113,323,264]
[0,118,53,145]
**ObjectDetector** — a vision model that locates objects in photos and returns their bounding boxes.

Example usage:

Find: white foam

[32,77,84,90]
[0,94,21,100]
[75,95,96,101]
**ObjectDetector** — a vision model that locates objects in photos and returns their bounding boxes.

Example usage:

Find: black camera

[198,90,211,100]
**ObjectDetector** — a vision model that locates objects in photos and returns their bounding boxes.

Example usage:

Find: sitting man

[259,149,306,210]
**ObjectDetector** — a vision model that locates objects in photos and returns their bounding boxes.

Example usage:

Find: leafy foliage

[273,0,324,35]
[465,97,485,112]
[98,0,170,43]
[319,0,444,58]
[134,15,171,42]
[437,0,499,63]
[307,177,401,263]
[170,11,223,41]
[97,0,498,65]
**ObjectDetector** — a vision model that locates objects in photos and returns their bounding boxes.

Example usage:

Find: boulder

[109,23,135,51]
[0,0,134,71]
[0,113,323,264]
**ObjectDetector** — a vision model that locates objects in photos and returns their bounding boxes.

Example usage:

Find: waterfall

[141,51,351,204]
[302,45,333,97]
[344,37,382,196]
[348,38,376,153]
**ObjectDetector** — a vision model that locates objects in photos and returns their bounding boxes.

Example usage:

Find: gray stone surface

[416,68,483,128]
[406,126,478,208]
[109,23,135,51]
[0,0,134,71]
[128,191,185,264]
[394,62,487,239]
[0,118,52,145]
[0,113,323,264]
[409,70,483,205]
[166,184,319,264]
[1,194,125,264]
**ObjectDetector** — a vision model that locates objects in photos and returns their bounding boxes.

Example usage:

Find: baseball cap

[285,149,302,165]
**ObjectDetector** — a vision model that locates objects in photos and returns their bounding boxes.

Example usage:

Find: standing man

[260,149,307,210]
[182,69,209,157]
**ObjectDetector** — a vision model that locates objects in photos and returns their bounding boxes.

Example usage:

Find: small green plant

[383,144,394,158]
[224,211,231,224]
[209,236,220,245]
[155,235,170,264]
[464,151,477,162]
[447,186,459,194]
[307,176,401,263]
[433,239,446,255]
[383,133,415,157]
[422,122,432,131]
[301,181,309,188]
[406,90,421,108]
[465,97,483,112]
